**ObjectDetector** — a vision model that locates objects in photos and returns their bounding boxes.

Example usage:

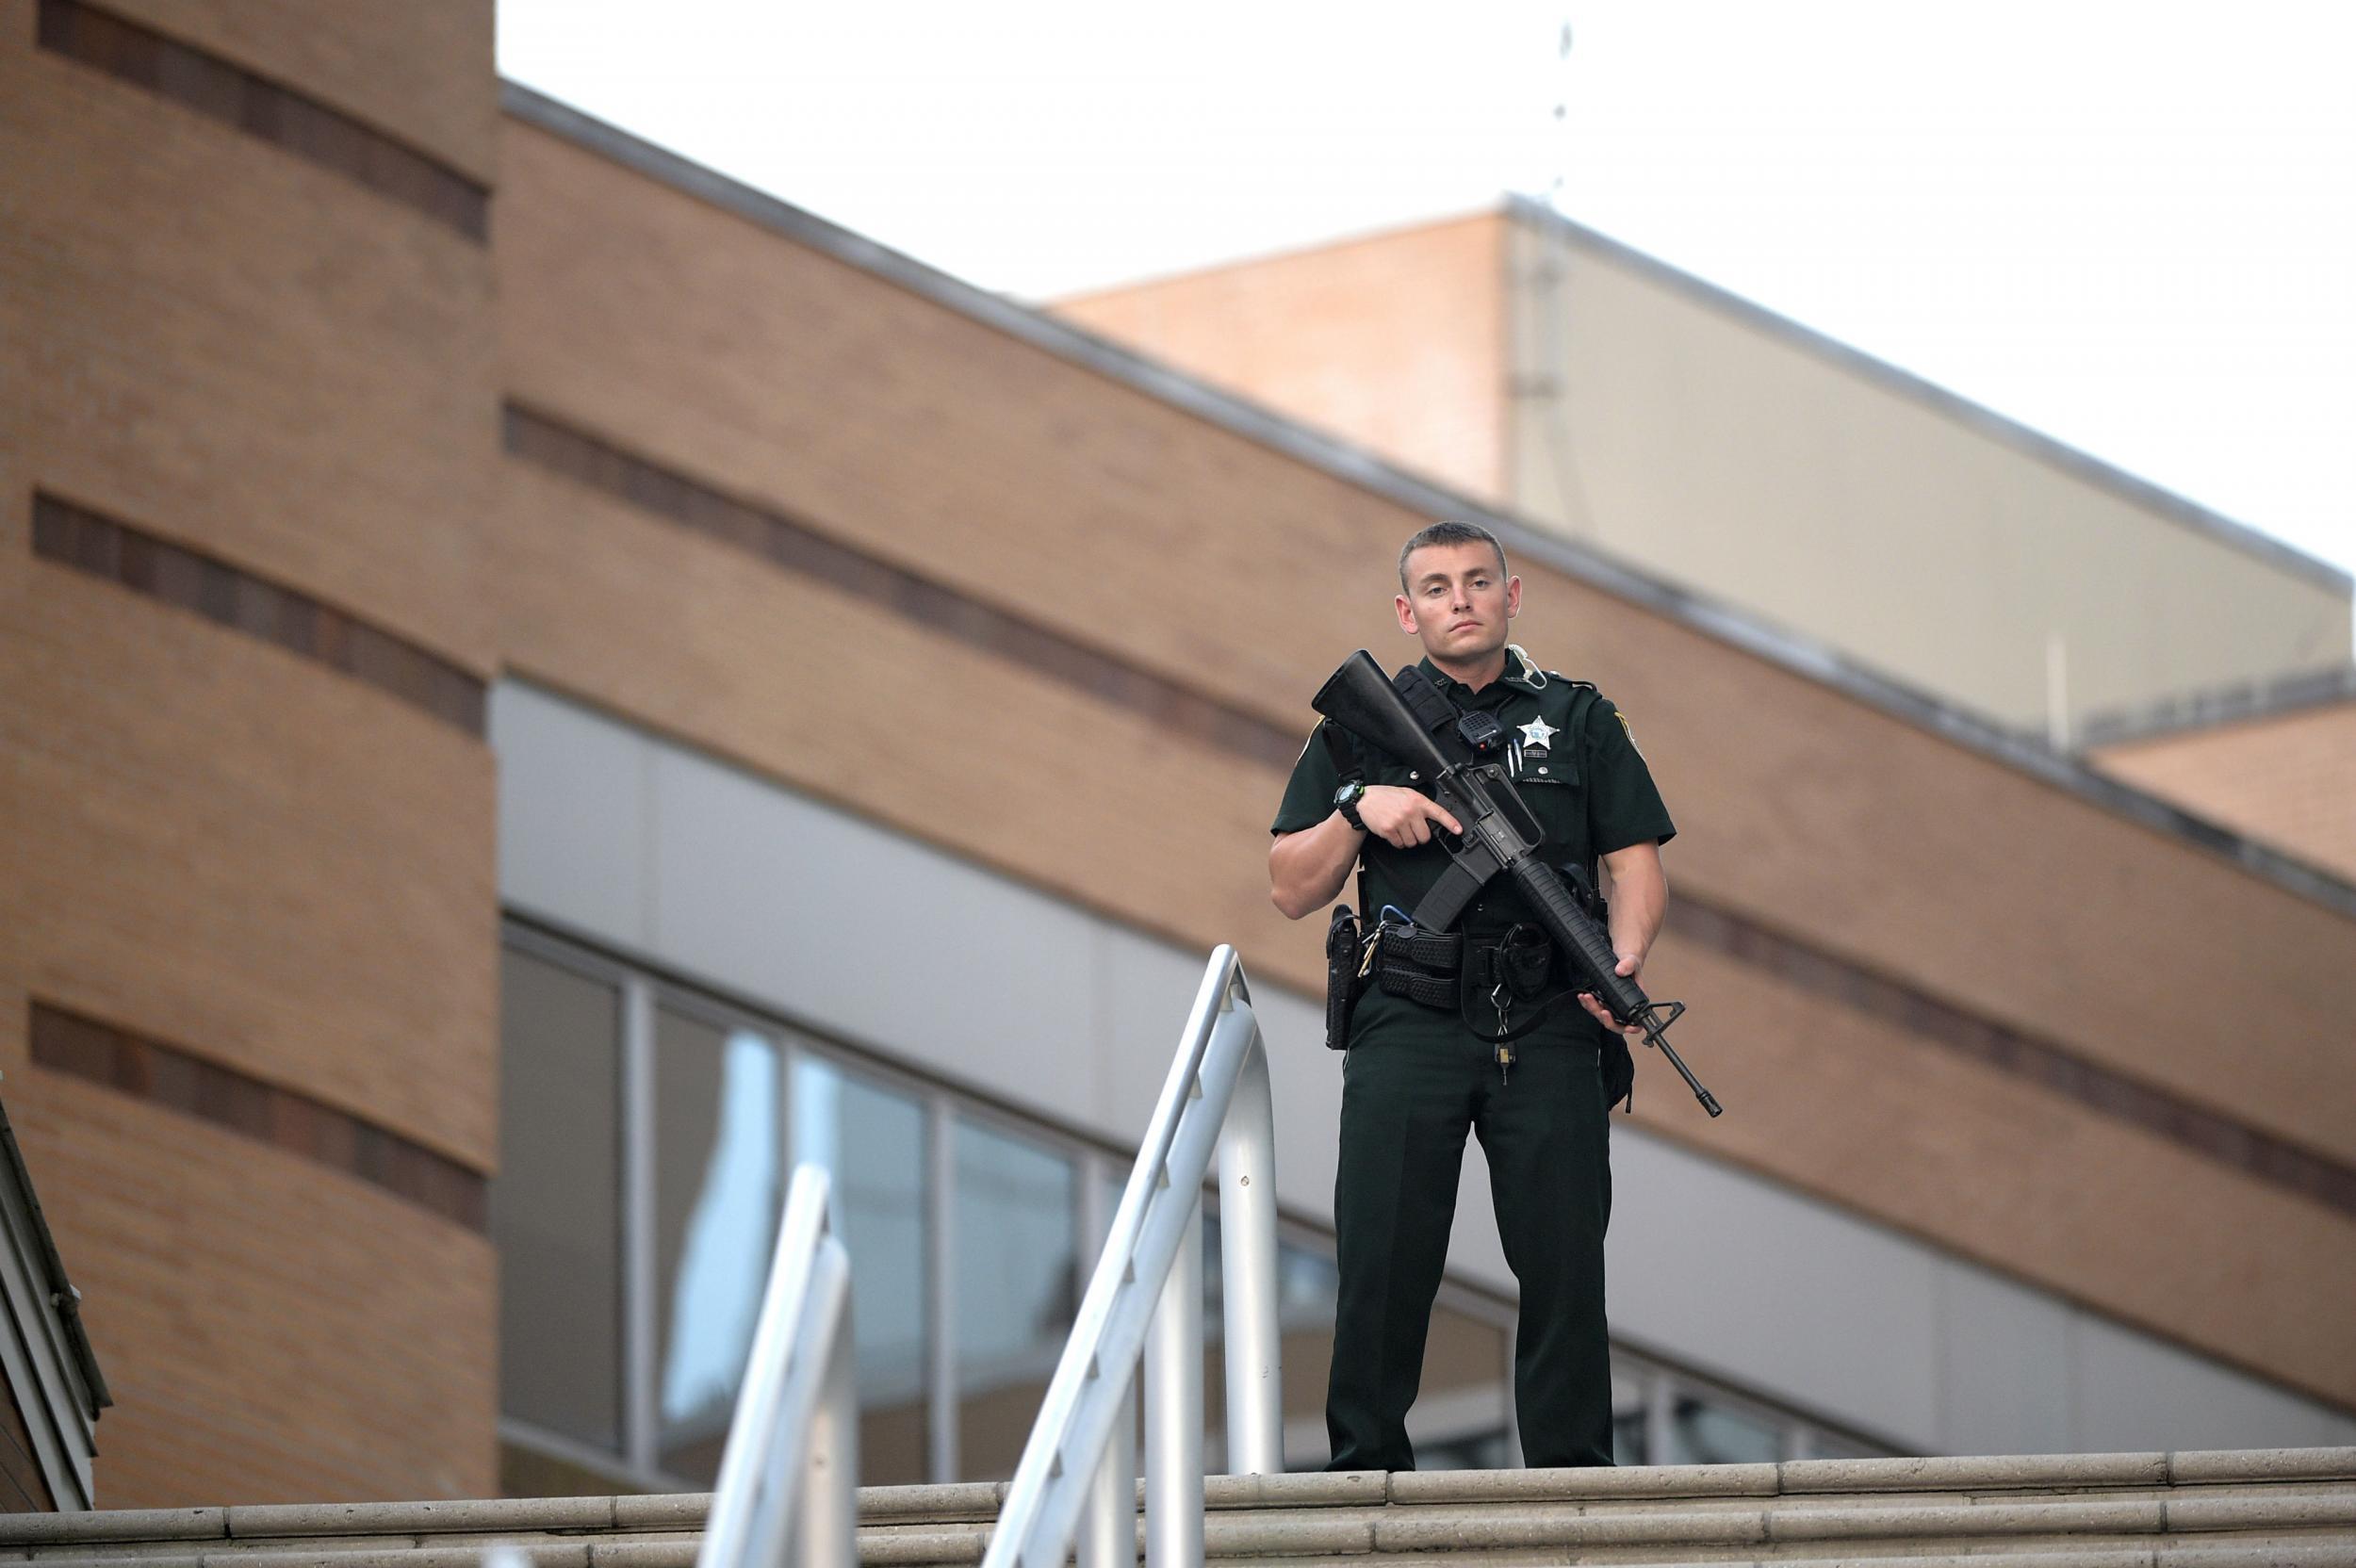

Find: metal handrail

[694,1164,860,1568]
[983,946,1283,1568]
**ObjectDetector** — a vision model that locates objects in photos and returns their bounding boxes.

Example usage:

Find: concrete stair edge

[9,1446,2353,1548]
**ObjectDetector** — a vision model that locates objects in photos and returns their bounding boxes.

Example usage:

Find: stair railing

[694,1163,859,1568]
[983,946,1283,1568]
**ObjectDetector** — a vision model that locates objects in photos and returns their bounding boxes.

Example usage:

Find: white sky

[499,0,2356,588]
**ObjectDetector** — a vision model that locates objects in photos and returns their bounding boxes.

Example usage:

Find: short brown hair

[1398,520,1508,592]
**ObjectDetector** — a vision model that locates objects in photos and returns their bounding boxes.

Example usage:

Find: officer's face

[1395,542,1519,666]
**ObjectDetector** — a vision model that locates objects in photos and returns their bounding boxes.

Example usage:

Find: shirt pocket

[1512,756,1586,855]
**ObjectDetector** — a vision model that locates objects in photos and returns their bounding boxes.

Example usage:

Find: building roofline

[0,1090,111,1420]
[2081,662,2356,749]
[1049,204,1501,308]
[498,82,2356,925]
[1505,195,2351,596]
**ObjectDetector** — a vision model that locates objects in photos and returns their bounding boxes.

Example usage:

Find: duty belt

[1374,920,1569,1042]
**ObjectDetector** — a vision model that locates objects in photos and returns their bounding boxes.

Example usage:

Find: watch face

[1334,782,1363,807]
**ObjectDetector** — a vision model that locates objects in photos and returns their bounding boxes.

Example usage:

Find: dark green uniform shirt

[1272,648,1676,1042]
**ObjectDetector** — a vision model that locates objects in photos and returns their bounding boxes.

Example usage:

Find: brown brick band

[28,1004,487,1232]
[502,403,1303,771]
[31,493,486,735]
[503,403,2356,1221]
[1666,901,2356,1217]
[35,0,489,242]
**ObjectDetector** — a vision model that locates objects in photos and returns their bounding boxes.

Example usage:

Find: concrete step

[3,1447,2350,1568]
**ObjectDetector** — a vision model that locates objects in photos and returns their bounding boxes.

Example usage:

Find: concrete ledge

[0,1515,227,1547]
[852,1485,1000,1525]
[1205,1472,1385,1511]
[2169,1448,2356,1485]
[1372,1501,1765,1552]
[225,1503,614,1541]
[608,1497,712,1532]
[199,1551,588,1568]
[581,1544,698,1568]
[1779,1451,2170,1494]
[1767,1497,2166,1542]
[2155,1544,2356,1567]
[856,1528,987,1566]
[10,1546,235,1564]
[1388,1462,1775,1504]
[2165,1491,2356,1533]
[1200,1514,1372,1556]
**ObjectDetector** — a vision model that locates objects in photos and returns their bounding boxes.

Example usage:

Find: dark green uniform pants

[1326,1010,1614,1471]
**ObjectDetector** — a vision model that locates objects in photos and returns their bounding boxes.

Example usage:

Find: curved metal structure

[695,1165,859,1568]
[984,946,1284,1568]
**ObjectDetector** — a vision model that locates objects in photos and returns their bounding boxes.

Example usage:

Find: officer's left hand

[1577,953,1648,1037]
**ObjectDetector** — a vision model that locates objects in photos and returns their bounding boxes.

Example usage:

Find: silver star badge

[1518,717,1558,751]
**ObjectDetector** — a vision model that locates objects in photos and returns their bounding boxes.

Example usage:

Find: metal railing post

[798,1267,860,1568]
[1215,1041,1282,1475]
[1144,1195,1203,1568]
[981,948,1282,1568]
[695,1166,860,1568]
[1075,1372,1136,1568]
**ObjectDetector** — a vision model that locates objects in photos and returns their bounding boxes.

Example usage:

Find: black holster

[1323,905,1366,1051]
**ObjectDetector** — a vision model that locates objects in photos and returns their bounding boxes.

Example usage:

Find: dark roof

[497,82,2356,925]
[2081,663,2356,748]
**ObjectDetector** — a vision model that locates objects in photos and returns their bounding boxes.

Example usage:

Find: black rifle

[1314,650,1722,1117]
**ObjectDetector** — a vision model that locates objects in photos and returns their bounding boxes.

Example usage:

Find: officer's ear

[1394,592,1418,635]
[1505,575,1522,619]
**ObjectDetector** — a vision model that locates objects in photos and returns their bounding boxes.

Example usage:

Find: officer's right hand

[1355,786,1463,849]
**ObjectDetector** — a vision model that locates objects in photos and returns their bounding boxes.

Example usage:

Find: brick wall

[2092,701,2356,887]
[1052,213,1509,501]
[0,0,499,1505]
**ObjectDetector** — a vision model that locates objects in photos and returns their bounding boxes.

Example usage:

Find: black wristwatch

[1333,779,1368,832]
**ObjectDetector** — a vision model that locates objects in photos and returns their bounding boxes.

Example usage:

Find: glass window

[792,1054,929,1484]
[653,1008,784,1482]
[1414,1302,1512,1470]
[1660,1389,1783,1465]
[1278,1239,1339,1321]
[491,950,623,1453]
[955,1117,1077,1479]
[1611,1369,1650,1464]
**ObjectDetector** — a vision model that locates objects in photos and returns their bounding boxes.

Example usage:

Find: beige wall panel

[6,41,496,667]
[8,554,497,1167]
[497,121,2356,1170]
[8,1069,496,1507]
[2094,703,2356,886]
[1509,219,2349,731]
[1637,927,2355,1409]
[1054,215,1507,499]
[68,0,498,184]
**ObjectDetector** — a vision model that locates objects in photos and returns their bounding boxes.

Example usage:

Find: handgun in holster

[1323,903,1366,1051]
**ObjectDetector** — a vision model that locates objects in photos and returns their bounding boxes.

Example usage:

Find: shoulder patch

[1616,708,1645,760]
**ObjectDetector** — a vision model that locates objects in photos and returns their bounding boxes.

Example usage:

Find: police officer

[1269,520,1675,1472]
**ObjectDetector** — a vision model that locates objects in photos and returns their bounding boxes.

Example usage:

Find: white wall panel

[491,681,651,947]
[1608,1135,1942,1444]
[646,742,1103,1120]
[1937,1266,2072,1455]
[2070,1314,2356,1452]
